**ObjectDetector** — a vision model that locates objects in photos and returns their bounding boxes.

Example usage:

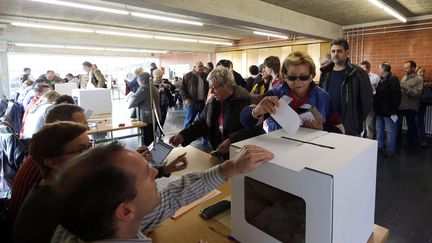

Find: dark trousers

[416,103,429,145]
[143,124,155,146]
[398,109,418,146]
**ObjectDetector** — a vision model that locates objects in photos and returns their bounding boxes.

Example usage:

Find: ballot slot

[281,136,335,150]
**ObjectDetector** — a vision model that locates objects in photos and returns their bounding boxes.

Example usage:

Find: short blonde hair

[207,66,235,87]
[134,68,143,75]
[153,69,163,78]
[36,90,61,105]
[281,51,316,79]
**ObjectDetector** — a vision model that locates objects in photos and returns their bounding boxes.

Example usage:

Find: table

[87,113,146,144]
[150,146,389,243]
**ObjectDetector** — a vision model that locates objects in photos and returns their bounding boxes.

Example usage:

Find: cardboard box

[55,83,78,96]
[72,88,112,115]
[230,128,377,243]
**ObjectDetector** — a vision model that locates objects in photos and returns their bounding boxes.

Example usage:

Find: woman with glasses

[240,51,345,134]
[13,121,91,243]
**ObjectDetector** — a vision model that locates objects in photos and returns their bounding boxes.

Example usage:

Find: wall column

[0,51,10,98]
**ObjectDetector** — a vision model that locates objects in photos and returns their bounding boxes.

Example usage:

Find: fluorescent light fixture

[155,36,198,43]
[198,40,233,46]
[64,45,104,51]
[14,42,167,53]
[29,0,129,15]
[14,43,64,48]
[105,47,142,52]
[253,31,288,39]
[131,12,203,26]
[139,50,167,54]
[96,30,153,39]
[12,22,93,33]
[368,0,407,22]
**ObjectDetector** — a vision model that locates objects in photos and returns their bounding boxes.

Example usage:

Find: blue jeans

[183,101,205,128]
[416,103,429,144]
[376,115,397,152]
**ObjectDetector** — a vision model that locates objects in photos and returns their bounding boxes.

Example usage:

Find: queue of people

[0,37,431,243]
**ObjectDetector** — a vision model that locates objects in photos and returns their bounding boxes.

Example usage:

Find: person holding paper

[374,63,401,157]
[240,51,344,134]
[50,142,273,243]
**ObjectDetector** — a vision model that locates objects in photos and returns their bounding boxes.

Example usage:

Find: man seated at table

[51,142,273,242]
[169,66,264,159]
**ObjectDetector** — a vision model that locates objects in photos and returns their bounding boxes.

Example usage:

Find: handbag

[421,86,432,104]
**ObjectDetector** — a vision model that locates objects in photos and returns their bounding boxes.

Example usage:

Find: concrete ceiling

[261,0,432,25]
[0,0,430,55]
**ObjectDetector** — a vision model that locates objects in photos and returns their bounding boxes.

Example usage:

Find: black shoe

[385,152,396,158]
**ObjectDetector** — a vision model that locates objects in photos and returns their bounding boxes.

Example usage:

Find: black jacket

[179,85,264,150]
[0,122,28,190]
[180,71,209,103]
[319,60,373,136]
[233,70,247,88]
[374,73,401,117]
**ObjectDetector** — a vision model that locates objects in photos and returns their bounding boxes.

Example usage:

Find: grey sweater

[128,85,161,124]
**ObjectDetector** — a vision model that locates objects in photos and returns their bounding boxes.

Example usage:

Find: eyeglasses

[286,75,311,82]
[209,84,223,90]
[62,143,93,156]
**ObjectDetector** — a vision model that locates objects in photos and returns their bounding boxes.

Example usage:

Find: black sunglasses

[286,75,310,81]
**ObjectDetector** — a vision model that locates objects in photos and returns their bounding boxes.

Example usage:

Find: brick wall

[345,19,432,81]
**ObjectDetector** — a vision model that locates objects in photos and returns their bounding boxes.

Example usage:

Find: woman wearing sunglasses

[240,51,345,134]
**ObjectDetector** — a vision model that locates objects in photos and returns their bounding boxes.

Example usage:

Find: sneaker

[420,142,427,147]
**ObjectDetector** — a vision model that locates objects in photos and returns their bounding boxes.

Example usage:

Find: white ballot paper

[270,95,301,134]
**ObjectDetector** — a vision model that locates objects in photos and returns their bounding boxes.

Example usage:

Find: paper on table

[270,95,301,134]
[171,189,221,219]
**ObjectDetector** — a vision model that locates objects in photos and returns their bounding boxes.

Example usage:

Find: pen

[208,226,239,242]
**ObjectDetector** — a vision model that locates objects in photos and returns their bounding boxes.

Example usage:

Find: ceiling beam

[104,0,343,40]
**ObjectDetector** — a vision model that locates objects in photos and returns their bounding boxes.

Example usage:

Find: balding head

[194,61,204,74]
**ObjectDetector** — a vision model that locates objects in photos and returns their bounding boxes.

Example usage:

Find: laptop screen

[148,140,173,167]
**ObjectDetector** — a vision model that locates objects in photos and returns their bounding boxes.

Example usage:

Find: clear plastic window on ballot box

[244,176,306,243]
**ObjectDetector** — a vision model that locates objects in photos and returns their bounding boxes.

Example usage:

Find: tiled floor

[114,99,432,243]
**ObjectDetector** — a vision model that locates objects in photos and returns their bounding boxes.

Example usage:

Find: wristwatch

[251,106,262,119]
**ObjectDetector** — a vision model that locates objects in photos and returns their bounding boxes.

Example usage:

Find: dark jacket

[0,122,28,190]
[319,60,373,136]
[180,71,209,103]
[233,70,247,88]
[374,73,401,117]
[179,86,264,150]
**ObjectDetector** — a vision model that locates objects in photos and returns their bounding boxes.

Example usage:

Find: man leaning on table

[50,141,273,242]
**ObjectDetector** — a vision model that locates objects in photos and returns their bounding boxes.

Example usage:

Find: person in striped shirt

[51,142,273,242]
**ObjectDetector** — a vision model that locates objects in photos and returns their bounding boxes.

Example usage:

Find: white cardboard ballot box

[55,83,78,96]
[230,128,377,243]
[72,88,112,115]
